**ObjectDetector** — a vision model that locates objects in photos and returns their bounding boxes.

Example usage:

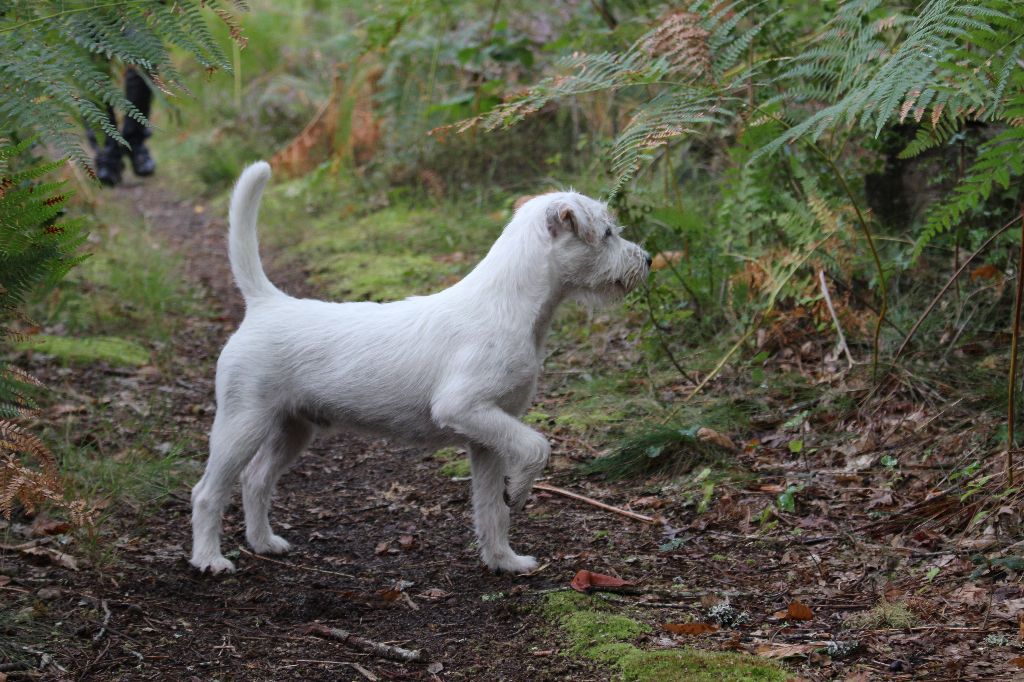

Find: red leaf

[570,569,631,593]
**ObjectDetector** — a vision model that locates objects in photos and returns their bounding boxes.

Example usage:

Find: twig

[532,483,655,524]
[236,546,355,579]
[1007,205,1024,488]
[893,214,1018,365]
[818,270,854,368]
[301,623,427,664]
[92,599,112,643]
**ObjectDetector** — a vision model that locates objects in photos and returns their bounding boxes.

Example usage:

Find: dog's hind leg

[469,445,538,574]
[241,416,312,555]
[190,410,270,574]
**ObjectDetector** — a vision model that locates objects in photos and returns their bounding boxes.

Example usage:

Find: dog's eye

[603,228,613,240]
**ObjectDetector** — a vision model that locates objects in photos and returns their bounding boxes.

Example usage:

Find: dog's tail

[229,161,280,302]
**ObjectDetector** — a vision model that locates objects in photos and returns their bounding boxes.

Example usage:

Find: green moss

[440,458,471,478]
[306,251,451,302]
[541,592,786,682]
[543,591,610,620]
[563,611,650,655]
[845,601,918,630]
[18,335,150,366]
[618,649,787,682]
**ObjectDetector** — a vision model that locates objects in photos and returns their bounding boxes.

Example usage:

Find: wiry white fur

[190,161,650,575]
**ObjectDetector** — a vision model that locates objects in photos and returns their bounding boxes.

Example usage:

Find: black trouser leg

[123,67,156,176]
[95,104,124,186]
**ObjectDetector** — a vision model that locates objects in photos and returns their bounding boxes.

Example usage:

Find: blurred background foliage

[4,0,1024,494]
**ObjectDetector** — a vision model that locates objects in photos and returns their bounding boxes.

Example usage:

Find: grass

[36,198,195,343]
[542,592,787,682]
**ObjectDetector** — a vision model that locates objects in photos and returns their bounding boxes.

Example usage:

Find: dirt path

[4,179,1024,681]
[6,179,628,681]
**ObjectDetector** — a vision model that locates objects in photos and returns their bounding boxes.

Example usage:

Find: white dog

[190,162,650,575]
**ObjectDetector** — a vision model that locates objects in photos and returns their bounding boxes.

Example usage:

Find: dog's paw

[190,555,236,575]
[249,534,291,555]
[483,549,538,574]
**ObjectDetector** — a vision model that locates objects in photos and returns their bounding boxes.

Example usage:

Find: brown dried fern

[0,411,93,526]
[640,11,712,81]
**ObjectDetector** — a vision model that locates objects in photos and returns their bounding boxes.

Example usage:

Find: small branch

[1007,205,1024,488]
[301,623,427,664]
[818,270,854,368]
[533,483,655,524]
[893,214,1018,365]
[237,546,355,579]
[92,599,112,643]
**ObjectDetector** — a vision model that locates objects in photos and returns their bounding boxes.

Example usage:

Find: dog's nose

[645,253,653,268]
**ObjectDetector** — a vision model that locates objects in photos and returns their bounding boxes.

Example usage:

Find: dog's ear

[546,202,599,244]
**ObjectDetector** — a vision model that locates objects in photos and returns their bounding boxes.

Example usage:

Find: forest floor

[2,176,1024,681]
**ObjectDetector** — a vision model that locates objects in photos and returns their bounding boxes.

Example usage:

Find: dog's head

[526,192,650,304]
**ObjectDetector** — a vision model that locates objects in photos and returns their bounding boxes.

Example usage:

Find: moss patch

[18,335,150,366]
[440,458,471,478]
[619,649,788,682]
[306,251,452,302]
[542,592,786,682]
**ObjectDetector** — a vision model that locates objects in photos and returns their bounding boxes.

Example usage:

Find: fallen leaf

[755,642,816,659]
[787,600,814,621]
[398,534,415,550]
[697,426,737,451]
[663,622,718,635]
[630,496,663,509]
[20,545,78,570]
[570,569,631,593]
[1010,656,1024,668]
[377,589,402,603]
[427,661,443,674]
[418,588,452,601]
[29,516,71,537]
[374,541,390,555]
[0,575,10,587]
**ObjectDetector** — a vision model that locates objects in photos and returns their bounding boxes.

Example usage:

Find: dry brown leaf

[398,534,415,550]
[29,516,71,537]
[570,569,631,593]
[374,541,390,555]
[663,622,718,635]
[697,427,737,451]
[20,545,78,570]
[418,588,452,601]
[787,600,814,621]
[1010,656,1024,668]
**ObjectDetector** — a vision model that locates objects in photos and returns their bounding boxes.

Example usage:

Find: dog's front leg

[468,445,538,573]
[433,398,550,512]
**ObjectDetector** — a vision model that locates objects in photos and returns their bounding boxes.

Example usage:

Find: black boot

[95,141,124,187]
[128,142,156,176]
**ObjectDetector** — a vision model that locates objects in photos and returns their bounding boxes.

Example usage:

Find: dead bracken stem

[1006,206,1024,488]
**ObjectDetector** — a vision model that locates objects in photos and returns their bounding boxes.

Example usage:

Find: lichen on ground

[845,600,919,630]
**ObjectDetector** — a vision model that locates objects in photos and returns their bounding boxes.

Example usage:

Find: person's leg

[94,104,124,186]
[122,67,156,176]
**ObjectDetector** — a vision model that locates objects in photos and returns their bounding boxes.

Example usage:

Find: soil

[2,178,1023,681]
